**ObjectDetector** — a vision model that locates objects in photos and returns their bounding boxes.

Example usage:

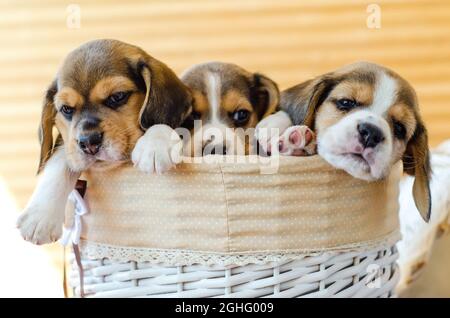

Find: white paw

[255,111,292,154]
[277,125,317,156]
[132,124,183,174]
[16,206,63,245]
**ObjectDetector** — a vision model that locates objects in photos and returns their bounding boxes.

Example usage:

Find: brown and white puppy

[17,39,192,244]
[133,62,280,172]
[257,61,431,221]
[181,62,279,156]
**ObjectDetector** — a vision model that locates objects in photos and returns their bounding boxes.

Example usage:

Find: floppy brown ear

[37,80,58,174]
[403,122,432,222]
[136,58,192,130]
[250,73,280,119]
[280,75,336,129]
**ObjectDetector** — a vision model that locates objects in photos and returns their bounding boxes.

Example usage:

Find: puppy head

[282,61,431,221]
[39,39,191,172]
[180,62,279,155]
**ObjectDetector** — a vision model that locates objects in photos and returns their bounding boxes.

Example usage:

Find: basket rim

[78,231,401,266]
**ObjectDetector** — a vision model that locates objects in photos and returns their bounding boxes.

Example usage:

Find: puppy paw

[132,124,183,174]
[16,207,63,245]
[255,111,293,154]
[277,125,317,156]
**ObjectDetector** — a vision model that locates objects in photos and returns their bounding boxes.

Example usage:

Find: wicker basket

[66,155,402,298]
[68,246,399,298]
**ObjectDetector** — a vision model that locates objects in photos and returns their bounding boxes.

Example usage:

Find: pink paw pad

[281,125,317,156]
[288,128,312,147]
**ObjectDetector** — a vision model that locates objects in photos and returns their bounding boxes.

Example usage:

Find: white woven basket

[68,246,399,298]
[66,156,402,298]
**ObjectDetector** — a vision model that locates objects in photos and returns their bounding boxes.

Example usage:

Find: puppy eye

[393,120,407,139]
[231,109,250,126]
[336,98,358,111]
[104,91,131,109]
[60,105,75,119]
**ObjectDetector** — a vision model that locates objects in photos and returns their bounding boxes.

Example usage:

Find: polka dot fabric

[75,155,401,263]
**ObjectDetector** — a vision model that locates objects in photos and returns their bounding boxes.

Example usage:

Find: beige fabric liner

[75,155,402,261]
[74,155,401,264]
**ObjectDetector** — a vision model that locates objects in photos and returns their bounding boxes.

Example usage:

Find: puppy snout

[77,132,103,155]
[81,117,101,130]
[357,122,385,148]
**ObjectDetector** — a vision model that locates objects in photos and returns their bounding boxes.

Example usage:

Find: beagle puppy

[181,62,279,156]
[257,61,431,221]
[17,39,192,244]
[132,62,280,173]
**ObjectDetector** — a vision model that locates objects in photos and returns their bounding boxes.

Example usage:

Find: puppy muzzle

[77,132,103,155]
[76,117,103,156]
[357,122,385,149]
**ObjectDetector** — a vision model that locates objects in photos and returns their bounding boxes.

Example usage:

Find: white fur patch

[16,148,80,244]
[197,71,239,154]
[255,111,293,153]
[132,124,183,174]
[371,72,397,115]
[317,70,398,180]
[205,71,222,126]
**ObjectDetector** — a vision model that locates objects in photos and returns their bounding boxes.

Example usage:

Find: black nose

[78,132,103,155]
[205,144,227,155]
[357,123,385,148]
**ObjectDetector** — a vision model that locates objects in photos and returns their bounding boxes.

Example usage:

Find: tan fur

[315,81,372,136]
[37,81,58,173]
[89,76,136,103]
[314,103,344,136]
[389,104,417,140]
[281,61,431,221]
[191,89,210,117]
[38,39,191,172]
[55,84,145,171]
[221,90,257,128]
[18,39,192,245]
[54,87,84,110]
[181,62,280,155]
[331,81,373,106]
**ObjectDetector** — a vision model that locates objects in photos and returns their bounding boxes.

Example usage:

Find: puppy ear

[37,80,58,174]
[250,73,280,119]
[403,122,432,222]
[136,58,192,130]
[281,75,336,128]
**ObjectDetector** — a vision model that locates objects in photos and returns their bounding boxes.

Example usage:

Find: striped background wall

[0,0,449,297]
[1,0,449,208]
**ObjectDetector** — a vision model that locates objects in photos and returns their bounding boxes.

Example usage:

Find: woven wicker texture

[76,156,401,261]
[69,245,399,298]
